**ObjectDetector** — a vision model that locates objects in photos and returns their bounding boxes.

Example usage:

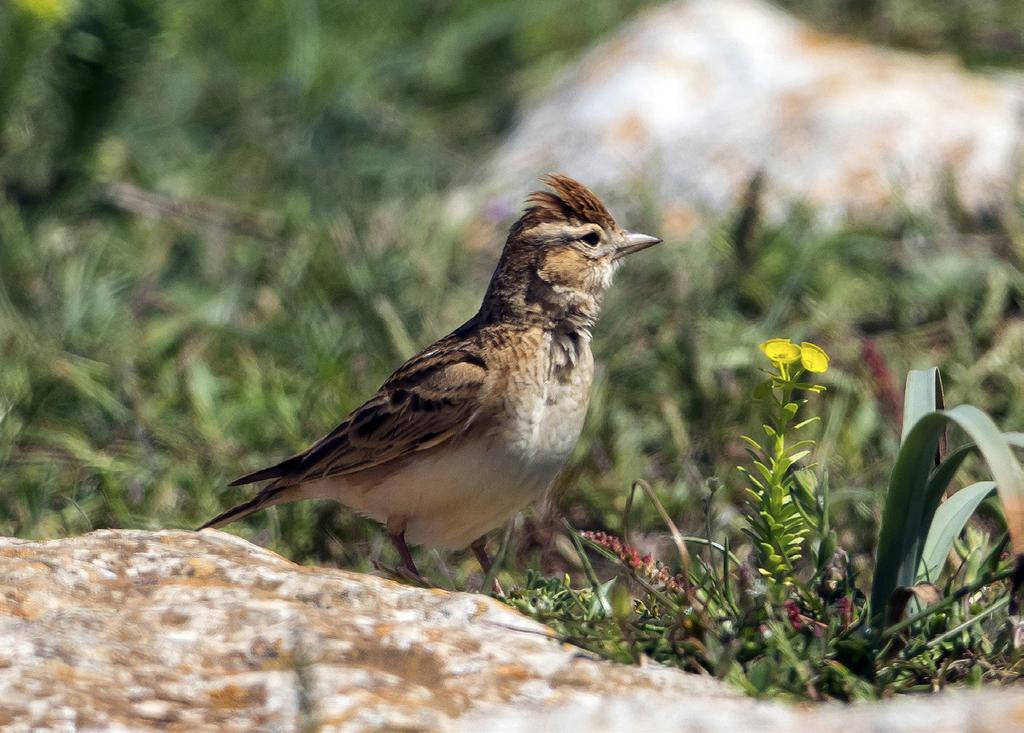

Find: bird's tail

[196,483,292,530]
[227,453,303,487]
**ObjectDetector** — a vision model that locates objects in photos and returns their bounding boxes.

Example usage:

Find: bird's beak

[614,231,662,260]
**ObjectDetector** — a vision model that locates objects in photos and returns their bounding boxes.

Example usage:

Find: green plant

[509,346,1024,700]
[869,367,1024,627]
[739,338,830,588]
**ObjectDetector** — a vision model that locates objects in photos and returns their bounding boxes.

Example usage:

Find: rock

[2,528,1024,732]
[462,0,1024,237]
[0,529,729,732]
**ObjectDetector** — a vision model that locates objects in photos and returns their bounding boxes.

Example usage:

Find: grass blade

[871,413,946,626]
[901,367,943,445]
[871,404,1024,628]
[870,369,1024,627]
[634,479,692,580]
[918,481,995,584]
[943,406,1024,556]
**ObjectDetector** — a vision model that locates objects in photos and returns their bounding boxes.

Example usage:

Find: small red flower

[784,599,804,630]
[581,530,686,593]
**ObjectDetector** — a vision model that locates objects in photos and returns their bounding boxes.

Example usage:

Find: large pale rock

[2,529,1024,732]
[465,0,1024,236]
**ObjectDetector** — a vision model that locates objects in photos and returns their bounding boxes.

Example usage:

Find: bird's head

[480,174,661,328]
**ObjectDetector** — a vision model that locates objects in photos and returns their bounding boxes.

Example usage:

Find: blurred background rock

[1,0,1022,582]
[467,0,1024,237]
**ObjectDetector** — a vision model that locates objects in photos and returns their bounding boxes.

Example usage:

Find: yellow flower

[759,338,801,365]
[799,342,829,373]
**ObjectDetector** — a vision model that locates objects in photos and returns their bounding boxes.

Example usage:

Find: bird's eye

[580,232,601,247]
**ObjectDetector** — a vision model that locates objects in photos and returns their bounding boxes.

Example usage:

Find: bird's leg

[470,536,492,573]
[471,536,503,596]
[388,530,423,581]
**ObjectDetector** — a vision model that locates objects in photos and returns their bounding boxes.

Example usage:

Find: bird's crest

[518,173,616,231]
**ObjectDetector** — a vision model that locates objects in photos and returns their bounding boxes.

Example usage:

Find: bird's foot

[373,559,432,588]
[471,536,505,596]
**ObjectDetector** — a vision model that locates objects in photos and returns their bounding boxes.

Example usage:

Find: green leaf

[790,381,825,391]
[918,481,996,584]
[746,657,773,692]
[740,435,763,453]
[794,467,817,489]
[901,367,943,444]
[870,396,1024,628]
[786,439,817,453]
[752,381,773,401]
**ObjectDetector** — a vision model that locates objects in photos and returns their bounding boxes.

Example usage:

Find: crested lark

[199,174,661,580]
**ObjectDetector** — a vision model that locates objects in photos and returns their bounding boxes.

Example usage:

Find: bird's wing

[203,341,489,530]
[255,345,489,486]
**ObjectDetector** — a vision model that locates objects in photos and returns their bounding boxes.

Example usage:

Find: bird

[198,173,661,582]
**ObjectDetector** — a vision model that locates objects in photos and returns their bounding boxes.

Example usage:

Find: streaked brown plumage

[199,174,661,581]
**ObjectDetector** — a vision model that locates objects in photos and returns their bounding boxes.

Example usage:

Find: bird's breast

[496,329,594,467]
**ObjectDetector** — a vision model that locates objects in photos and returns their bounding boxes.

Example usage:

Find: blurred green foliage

[1,0,1023,589]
